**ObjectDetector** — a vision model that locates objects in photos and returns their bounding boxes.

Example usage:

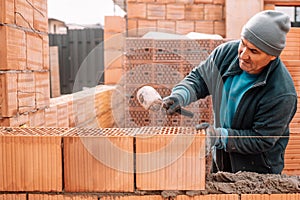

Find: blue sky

[47,0,125,25]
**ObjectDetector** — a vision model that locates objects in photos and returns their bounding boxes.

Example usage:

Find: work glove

[195,122,224,153]
[162,94,184,115]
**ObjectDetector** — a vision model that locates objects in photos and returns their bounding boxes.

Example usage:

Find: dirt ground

[162,171,300,198]
[204,171,300,194]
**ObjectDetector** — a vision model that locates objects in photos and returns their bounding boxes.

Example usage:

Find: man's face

[238,37,276,74]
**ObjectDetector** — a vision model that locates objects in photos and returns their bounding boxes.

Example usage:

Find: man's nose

[240,47,250,60]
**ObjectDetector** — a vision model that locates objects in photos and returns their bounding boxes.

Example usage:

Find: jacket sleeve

[226,94,297,155]
[172,42,232,105]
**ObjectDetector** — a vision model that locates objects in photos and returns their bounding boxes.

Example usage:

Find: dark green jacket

[176,40,297,174]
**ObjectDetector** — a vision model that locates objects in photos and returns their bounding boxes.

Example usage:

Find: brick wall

[0,127,206,197]
[0,0,50,126]
[126,0,225,37]
[2,127,298,199]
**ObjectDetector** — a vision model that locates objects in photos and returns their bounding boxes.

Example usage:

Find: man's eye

[251,49,259,54]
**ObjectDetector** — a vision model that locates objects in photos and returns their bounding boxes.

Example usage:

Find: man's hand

[195,123,223,153]
[162,94,184,115]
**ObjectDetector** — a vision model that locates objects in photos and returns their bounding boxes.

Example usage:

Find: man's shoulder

[211,39,239,61]
[217,39,240,51]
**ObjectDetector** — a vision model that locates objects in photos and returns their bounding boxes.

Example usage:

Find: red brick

[0,132,62,191]
[281,28,300,60]
[167,4,185,20]
[214,20,225,37]
[214,0,225,4]
[63,131,134,192]
[94,87,116,128]
[194,0,213,3]
[135,127,206,190]
[0,194,26,200]
[26,32,43,70]
[18,72,36,114]
[15,0,34,29]
[42,35,50,70]
[104,35,125,51]
[136,0,156,2]
[127,3,147,19]
[195,21,214,34]
[0,26,26,70]
[0,114,29,127]
[105,16,125,32]
[283,133,300,175]
[137,20,157,36]
[147,4,166,20]
[185,4,204,20]
[57,102,69,127]
[35,71,50,109]
[33,0,48,32]
[0,73,18,117]
[68,98,76,127]
[110,55,124,69]
[176,20,195,34]
[105,67,123,85]
[101,195,164,200]
[49,46,61,98]
[157,20,176,32]
[45,105,58,127]
[127,19,138,37]
[0,0,14,24]
[156,0,176,3]
[264,4,275,10]
[204,4,223,21]
[28,194,98,200]
[29,109,45,127]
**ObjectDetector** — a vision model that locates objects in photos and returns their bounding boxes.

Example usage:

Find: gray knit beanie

[241,10,291,56]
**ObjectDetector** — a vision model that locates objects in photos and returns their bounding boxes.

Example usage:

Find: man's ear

[270,55,277,61]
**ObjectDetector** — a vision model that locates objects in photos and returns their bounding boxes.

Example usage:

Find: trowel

[136,85,194,118]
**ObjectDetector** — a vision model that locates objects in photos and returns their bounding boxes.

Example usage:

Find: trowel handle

[176,108,194,118]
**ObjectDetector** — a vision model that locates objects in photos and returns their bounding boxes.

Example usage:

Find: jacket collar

[223,56,279,87]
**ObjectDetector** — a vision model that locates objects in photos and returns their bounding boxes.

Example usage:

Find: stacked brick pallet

[0,0,49,127]
[123,38,223,128]
[281,28,300,60]
[126,0,225,37]
[47,85,117,128]
[104,16,126,85]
